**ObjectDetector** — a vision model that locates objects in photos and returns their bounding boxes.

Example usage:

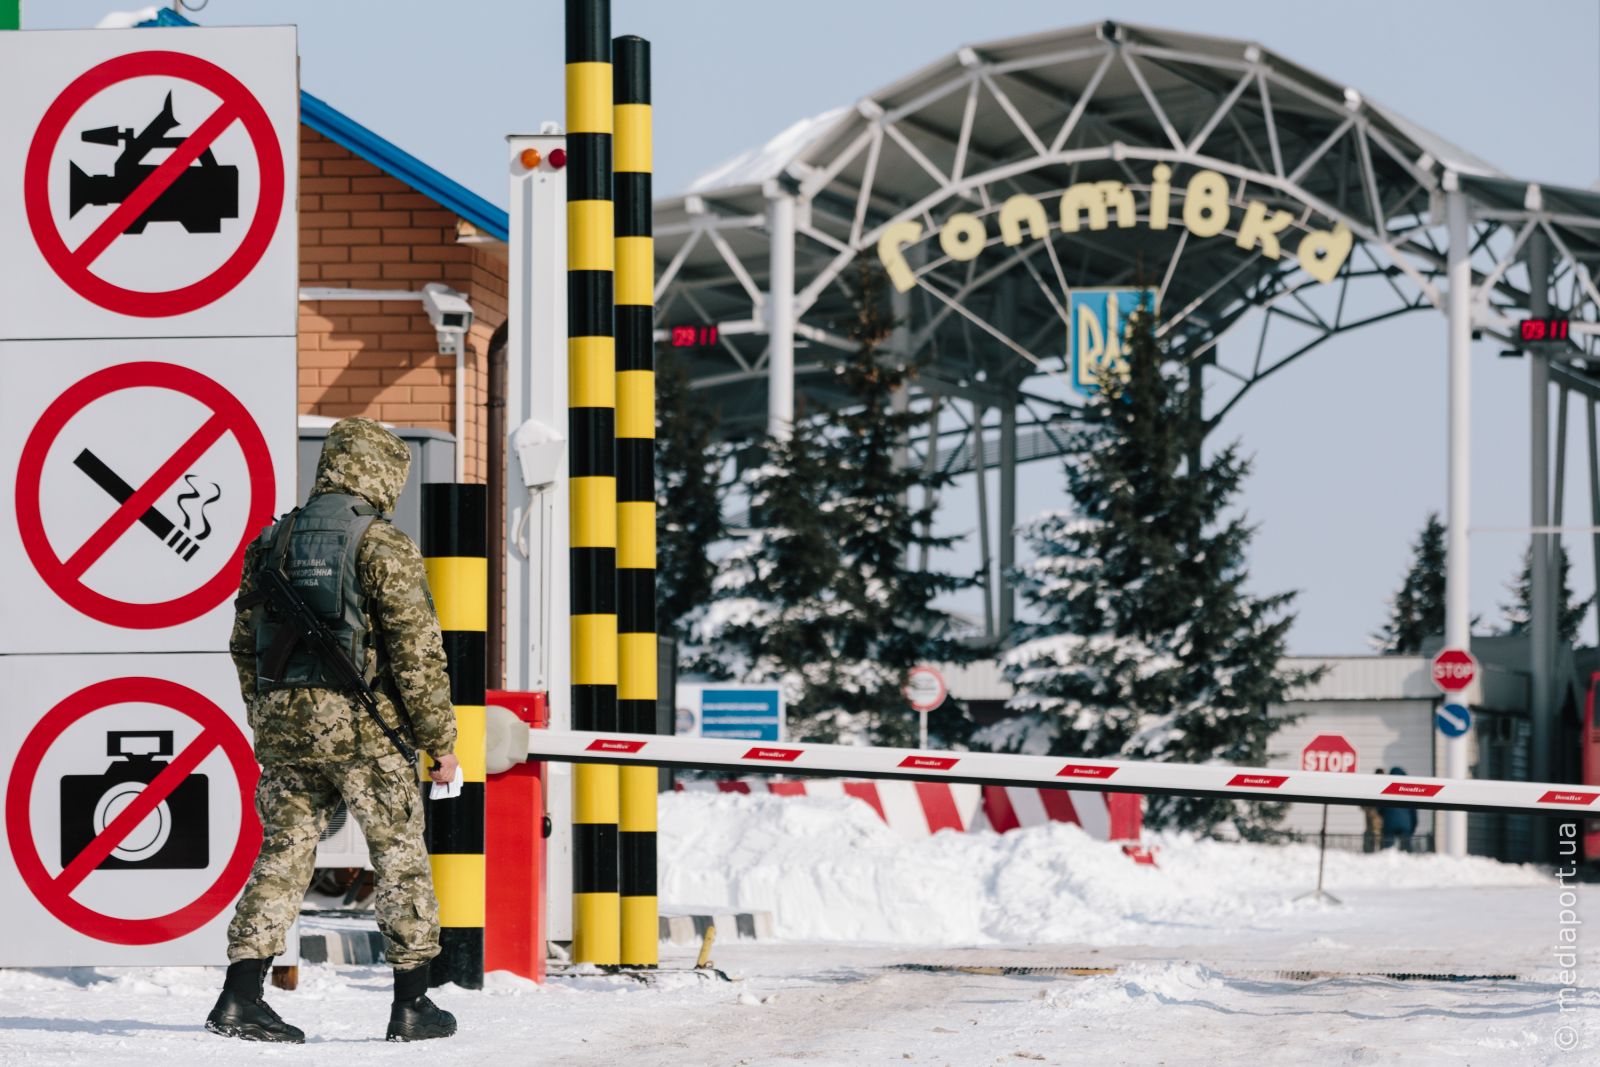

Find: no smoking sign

[0,27,297,338]
[0,340,296,654]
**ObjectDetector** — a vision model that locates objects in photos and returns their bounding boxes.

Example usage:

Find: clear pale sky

[25,0,1600,652]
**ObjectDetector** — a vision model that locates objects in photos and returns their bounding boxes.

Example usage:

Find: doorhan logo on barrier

[23,50,282,318]
[3,676,260,945]
[13,360,276,630]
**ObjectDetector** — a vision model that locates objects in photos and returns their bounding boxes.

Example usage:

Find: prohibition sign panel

[0,654,274,966]
[0,338,296,654]
[0,28,297,339]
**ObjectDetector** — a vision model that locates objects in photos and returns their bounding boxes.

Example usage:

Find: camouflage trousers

[227,754,440,970]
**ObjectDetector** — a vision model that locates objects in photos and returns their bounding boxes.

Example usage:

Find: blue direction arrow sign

[1437,703,1472,738]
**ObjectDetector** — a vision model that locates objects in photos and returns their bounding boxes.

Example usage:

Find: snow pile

[659,791,1550,946]
[94,8,162,29]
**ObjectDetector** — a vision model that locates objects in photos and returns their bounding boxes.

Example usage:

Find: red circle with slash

[4,677,261,945]
[14,361,276,629]
[23,50,285,317]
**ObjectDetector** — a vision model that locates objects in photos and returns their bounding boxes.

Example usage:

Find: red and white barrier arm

[501,725,1600,817]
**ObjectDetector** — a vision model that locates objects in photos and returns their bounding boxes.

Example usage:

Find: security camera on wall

[422,283,473,355]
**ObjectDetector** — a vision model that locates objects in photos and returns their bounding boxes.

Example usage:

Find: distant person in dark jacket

[1361,769,1385,852]
[1379,766,1418,851]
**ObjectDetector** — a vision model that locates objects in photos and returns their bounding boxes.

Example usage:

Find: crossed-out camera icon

[59,730,209,870]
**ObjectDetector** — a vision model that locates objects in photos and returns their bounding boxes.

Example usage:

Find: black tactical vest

[251,493,380,692]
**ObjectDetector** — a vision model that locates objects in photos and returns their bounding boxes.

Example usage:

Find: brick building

[294,92,511,484]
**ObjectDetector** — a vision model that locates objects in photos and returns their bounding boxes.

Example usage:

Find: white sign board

[0,652,291,966]
[0,338,296,653]
[0,27,298,339]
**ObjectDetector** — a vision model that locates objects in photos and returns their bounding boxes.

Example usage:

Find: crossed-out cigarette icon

[73,448,205,562]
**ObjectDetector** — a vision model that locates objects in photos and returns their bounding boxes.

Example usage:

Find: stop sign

[1431,648,1478,693]
[1302,734,1358,774]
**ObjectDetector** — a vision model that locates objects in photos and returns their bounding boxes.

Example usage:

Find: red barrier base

[485,690,548,983]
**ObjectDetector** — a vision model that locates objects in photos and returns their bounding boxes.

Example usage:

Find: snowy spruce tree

[655,354,725,644]
[1372,513,1447,654]
[996,298,1317,839]
[696,264,973,745]
[691,421,850,725]
[1500,544,1592,644]
[807,264,975,745]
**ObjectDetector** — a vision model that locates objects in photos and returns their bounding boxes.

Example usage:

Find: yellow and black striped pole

[566,0,620,966]
[613,33,658,969]
[421,482,488,989]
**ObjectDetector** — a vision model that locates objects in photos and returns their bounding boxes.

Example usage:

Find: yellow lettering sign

[939,212,987,261]
[878,165,1358,294]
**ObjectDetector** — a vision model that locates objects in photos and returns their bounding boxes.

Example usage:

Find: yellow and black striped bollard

[421,482,487,989]
[614,32,658,969]
[566,0,620,966]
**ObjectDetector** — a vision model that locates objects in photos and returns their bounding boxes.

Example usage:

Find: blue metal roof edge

[137,9,509,242]
[299,93,508,241]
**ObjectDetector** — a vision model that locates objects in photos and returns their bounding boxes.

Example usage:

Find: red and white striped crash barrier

[521,730,1600,817]
[674,776,1142,843]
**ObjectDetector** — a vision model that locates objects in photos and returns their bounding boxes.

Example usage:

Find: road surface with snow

[1,792,1595,1065]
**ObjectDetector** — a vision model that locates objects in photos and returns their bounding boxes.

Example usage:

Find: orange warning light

[520,148,542,170]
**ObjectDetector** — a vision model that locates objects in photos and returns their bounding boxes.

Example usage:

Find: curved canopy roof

[655,21,1600,465]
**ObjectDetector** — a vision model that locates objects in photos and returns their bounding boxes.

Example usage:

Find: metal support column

[890,282,912,480]
[1441,179,1472,857]
[422,484,489,989]
[1555,387,1569,531]
[1528,231,1554,789]
[916,398,941,573]
[972,404,993,638]
[565,0,619,965]
[505,128,571,939]
[766,190,796,440]
[998,397,1017,637]
[612,33,658,968]
[1589,400,1600,644]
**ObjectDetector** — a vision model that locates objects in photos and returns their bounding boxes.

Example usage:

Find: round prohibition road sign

[14,361,276,629]
[3,677,260,945]
[23,50,284,318]
[904,665,948,713]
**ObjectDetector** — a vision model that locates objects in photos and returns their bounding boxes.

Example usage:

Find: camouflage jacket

[229,418,456,765]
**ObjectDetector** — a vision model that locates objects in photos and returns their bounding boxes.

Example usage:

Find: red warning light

[547,148,567,170]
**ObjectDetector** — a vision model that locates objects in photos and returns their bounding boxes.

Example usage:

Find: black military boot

[205,959,305,1043]
[386,965,456,1042]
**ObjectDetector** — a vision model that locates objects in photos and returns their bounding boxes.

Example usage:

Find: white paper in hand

[430,764,464,800]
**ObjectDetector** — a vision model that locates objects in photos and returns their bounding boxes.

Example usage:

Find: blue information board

[698,686,784,742]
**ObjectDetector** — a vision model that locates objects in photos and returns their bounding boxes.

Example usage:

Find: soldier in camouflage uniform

[206,418,459,1044]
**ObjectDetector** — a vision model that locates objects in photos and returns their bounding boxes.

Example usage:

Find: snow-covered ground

[3,791,1598,1065]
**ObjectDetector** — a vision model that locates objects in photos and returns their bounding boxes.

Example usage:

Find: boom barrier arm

[483,710,1599,818]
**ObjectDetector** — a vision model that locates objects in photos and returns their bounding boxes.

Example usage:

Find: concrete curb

[297,906,776,964]
[658,909,775,946]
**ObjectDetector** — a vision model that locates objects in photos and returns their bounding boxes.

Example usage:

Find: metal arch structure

[652,21,1600,855]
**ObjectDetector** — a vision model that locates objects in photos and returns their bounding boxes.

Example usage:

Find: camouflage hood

[311,417,410,514]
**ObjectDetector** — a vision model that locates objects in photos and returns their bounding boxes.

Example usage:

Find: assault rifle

[251,566,418,765]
